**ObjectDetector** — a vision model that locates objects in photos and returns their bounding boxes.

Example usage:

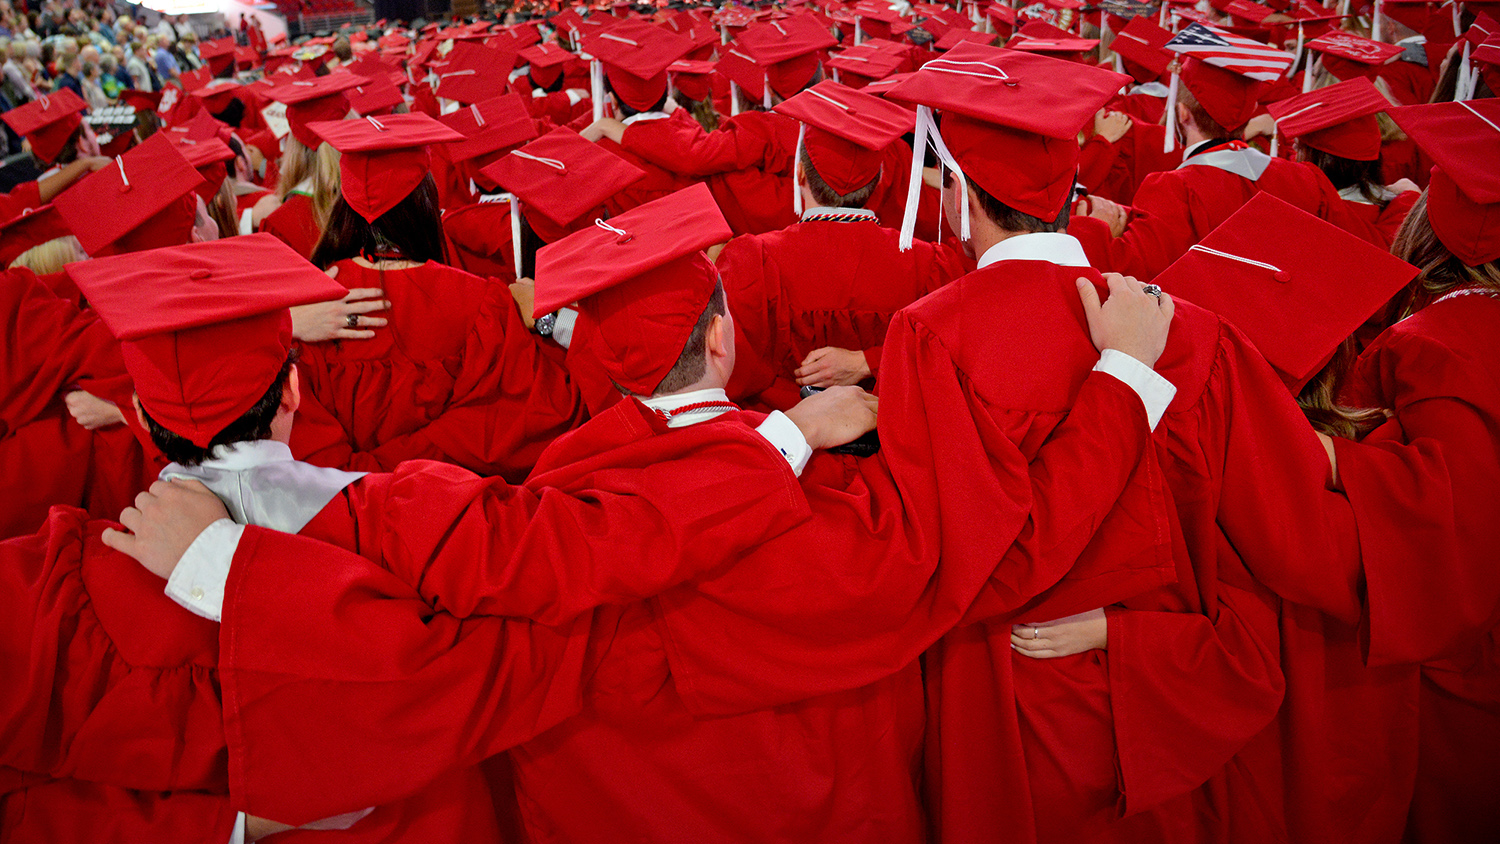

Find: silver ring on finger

[1141,284,1163,299]
[346,314,360,328]
[1032,625,1041,640]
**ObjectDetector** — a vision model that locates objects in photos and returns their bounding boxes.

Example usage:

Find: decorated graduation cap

[1155,193,1418,391]
[0,205,71,267]
[1161,23,1294,153]
[882,44,1128,247]
[53,132,205,257]
[1304,29,1403,88]
[480,126,648,272]
[1388,99,1500,267]
[774,79,913,213]
[1,89,89,165]
[65,234,349,448]
[535,182,733,396]
[309,113,463,223]
[1266,76,1389,161]
[264,72,366,148]
[584,18,695,113]
[1110,15,1173,82]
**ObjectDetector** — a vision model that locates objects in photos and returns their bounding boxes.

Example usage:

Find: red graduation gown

[1333,291,1500,844]
[882,260,1353,844]
[214,403,813,825]
[259,192,321,258]
[1076,121,1182,206]
[0,181,41,221]
[716,217,971,411]
[296,259,585,481]
[1339,189,1418,249]
[442,201,518,281]
[1095,148,1383,279]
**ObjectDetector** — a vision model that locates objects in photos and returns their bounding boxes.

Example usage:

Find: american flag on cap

[1165,22,1295,81]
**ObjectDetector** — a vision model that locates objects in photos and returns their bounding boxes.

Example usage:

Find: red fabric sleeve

[0,779,238,844]
[220,524,593,825]
[1095,172,1197,279]
[1077,134,1120,195]
[620,110,776,176]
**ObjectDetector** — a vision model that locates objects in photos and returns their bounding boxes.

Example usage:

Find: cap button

[190,269,212,280]
[1273,270,1291,283]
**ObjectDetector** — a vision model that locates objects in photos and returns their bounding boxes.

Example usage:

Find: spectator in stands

[80,60,107,108]
[154,14,175,43]
[3,38,35,102]
[52,50,82,97]
[176,30,201,71]
[152,34,179,84]
[127,39,156,91]
[98,52,125,100]
[174,15,194,44]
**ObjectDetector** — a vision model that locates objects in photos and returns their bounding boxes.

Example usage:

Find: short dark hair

[800,146,879,209]
[140,351,297,467]
[649,278,728,395]
[310,174,448,268]
[947,170,1070,233]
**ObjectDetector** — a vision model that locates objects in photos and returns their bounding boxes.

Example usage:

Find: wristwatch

[534,311,558,338]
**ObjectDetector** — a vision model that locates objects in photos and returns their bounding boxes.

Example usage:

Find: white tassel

[1163,68,1179,154]
[762,73,773,109]
[590,59,605,122]
[792,122,807,216]
[1288,24,1304,80]
[1303,54,1318,93]
[509,195,523,279]
[1269,128,1278,157]
[898,106,930,251]
[730,81,742,115]
[1456,41,1472,101]
[855,19,864,45]
[1454,1,1463,37]
[1372,0,1383,42]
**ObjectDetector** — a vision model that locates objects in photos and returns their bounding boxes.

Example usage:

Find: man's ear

[706,313,731,359]
[1176,102,1193,132]
[281,365,301,415]
[132,394,148,430]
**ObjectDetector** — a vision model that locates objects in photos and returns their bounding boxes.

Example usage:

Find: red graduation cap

[1,89,89,164]
[1210,0,1275,25]
[883,44,1128,223]
[584,18,695,110]
[435,40,519,104]
[735,13,838,97]
[199,37,238,75]
[65,234,350,447]
[0,204,72,267]
[439,92,540,163]
[934,27,999,51]
[775,79,912,194]
[480,126,648,240]
[168,134,236,201]
[827,39,911,85]
[536,182,732,395]
[1155,193,1419,391]
[1006,32,1100,56]
[190,78,244,114]
[1267,76,1389,161]
[1177,55,1270,132]
[264,72,366,148]
[118,88,163,112]
[518,40,577,88]
[310,113,462,222]
[1387,99,1500,267]
[1306,29,1403,82]
[347,73,405,116]
[53,132,206,257]
[667,58,718,101]
[1111,15,1174,80]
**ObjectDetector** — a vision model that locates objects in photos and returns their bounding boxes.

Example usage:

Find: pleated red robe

[716,217,971,411]
[295,259,585,481]
[442,201,518,281]
[1333,290,1500,844]
[881,260,1357,844]
[1077,121,1182,206]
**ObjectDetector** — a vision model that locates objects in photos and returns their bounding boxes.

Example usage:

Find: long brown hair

[1296,336,1387,440]
[309,173,447,269]
[1389,191,1500,319]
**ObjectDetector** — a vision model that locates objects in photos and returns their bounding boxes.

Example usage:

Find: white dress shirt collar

[639,387,736,428]
[976,232,1091,270]
[622,111,670,126]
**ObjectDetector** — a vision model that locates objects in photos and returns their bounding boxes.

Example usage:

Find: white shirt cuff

[755,410,812,477]
[566,89,584,105]
[229,812,245,844]
[238,208,255,237]
[1094,349,1176,431]
[164,518,245,623]
[552,307,578,349]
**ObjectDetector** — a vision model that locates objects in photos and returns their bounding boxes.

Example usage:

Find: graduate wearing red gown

[878,47,1359,844]
[298,114,586,481]
[258,190,321,257]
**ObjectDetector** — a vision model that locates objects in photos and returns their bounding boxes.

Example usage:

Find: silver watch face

[535,312,557,336]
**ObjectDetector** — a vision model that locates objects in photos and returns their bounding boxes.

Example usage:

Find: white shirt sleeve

[163,518,245,623]
[228,812,246,844]
[755,410,812,477]
[551,307,578,349]
[238,207,255,237]
[1093,349,1176,431]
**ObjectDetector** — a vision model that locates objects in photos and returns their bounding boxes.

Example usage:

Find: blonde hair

[9,236,87,275]
[274,134,342,230]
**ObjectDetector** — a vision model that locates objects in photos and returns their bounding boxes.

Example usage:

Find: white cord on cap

[806,88,853,111]
[471,103,485,126]
[594,218,629,237]
[1460,100,1500,133]
[366,115,387,130]
[115,155,128,188]
[1188,244,1284,273]
[600,32,640,46]
[921,58,1011,80]
[510,149,567,169]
